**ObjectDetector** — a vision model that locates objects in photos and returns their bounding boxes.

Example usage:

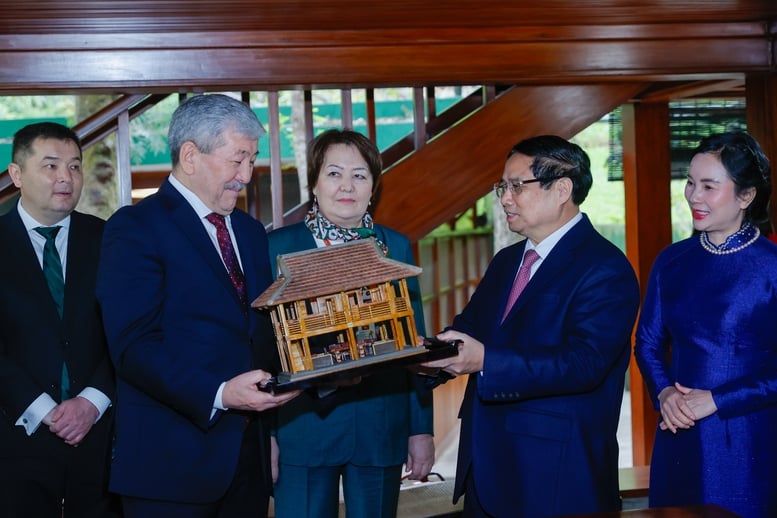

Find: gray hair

[168,94,266,167]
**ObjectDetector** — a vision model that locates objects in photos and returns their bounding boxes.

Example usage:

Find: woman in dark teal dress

[268,129,434,518]
[635,132,777,517]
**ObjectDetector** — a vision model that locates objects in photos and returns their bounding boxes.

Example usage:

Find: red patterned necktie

[501,249,540,323]
[206,213,247,308]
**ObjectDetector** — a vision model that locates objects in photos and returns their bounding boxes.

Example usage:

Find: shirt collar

[168,173,224,222]
[16,199,71,233]
[527,212,583,259]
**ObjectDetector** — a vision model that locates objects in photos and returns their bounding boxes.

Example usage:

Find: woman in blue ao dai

[635,132,777,518]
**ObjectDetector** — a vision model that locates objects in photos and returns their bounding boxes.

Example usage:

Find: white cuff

[77,387,112,422]
[15,393,57,436]
[211,382,227,420]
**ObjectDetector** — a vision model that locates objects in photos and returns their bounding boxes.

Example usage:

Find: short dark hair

[507,135,593,205]
[307,129,382,202]
[693,131,772,225]
[12,122,81,165]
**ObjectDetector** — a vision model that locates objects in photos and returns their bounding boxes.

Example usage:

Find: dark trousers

[0,446,118,518]
[122,424,270,518]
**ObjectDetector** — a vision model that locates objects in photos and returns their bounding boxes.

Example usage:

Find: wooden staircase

[374,83,647,241]
[1,83,648,242]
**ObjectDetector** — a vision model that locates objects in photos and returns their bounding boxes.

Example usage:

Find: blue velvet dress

[635,233,777,518]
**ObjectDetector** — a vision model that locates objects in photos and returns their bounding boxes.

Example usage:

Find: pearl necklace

[699,224,760,255]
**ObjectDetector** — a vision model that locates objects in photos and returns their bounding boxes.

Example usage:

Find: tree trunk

[75,95,119,220]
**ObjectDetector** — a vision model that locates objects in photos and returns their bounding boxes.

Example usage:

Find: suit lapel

[2,208,62,322]
[160,180,245,309]
[502,215,594,321]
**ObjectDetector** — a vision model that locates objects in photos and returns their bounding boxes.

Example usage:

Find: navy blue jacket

[97,178,277,502]
[453,215,639,517]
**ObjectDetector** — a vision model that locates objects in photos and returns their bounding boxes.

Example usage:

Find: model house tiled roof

[252,239,422,308]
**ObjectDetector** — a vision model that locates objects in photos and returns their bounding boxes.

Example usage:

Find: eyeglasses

[494,175,565,197]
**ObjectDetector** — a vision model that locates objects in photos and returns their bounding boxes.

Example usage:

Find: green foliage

[0,96,76,120]
[128,95,179,165]
[572,120,625,225]
[670,179,694,241]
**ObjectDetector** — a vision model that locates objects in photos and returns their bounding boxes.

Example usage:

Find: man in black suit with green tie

[0,122,117,517]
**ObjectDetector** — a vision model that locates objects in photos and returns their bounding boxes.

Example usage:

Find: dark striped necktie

[34,225,70,400]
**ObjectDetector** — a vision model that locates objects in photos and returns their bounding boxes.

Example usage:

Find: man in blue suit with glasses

[425,135,640,517]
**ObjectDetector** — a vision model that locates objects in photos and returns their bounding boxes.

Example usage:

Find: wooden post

[622,102,672,466]
[745,73,777,234]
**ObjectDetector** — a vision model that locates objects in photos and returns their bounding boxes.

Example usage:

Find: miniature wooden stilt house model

[253,239,425,385]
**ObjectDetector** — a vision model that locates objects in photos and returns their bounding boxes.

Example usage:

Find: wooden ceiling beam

[0,37,769,94]
[0,22,768,49]
[0,1,772,95]
[3,1,776,32]
[636,79,746,102]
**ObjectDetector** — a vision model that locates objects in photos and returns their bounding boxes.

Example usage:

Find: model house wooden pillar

[622,101,672,466]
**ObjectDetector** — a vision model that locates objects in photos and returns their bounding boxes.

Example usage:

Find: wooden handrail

[1,85,503,213]
[73,94,164,145]
[265,85,503,230]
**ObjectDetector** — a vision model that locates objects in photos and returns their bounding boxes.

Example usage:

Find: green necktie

[34,226,70,400]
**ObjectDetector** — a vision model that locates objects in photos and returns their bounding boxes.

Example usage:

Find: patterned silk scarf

[305,203,389,256]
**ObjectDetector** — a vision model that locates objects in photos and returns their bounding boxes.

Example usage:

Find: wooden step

[619,465,650,499]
